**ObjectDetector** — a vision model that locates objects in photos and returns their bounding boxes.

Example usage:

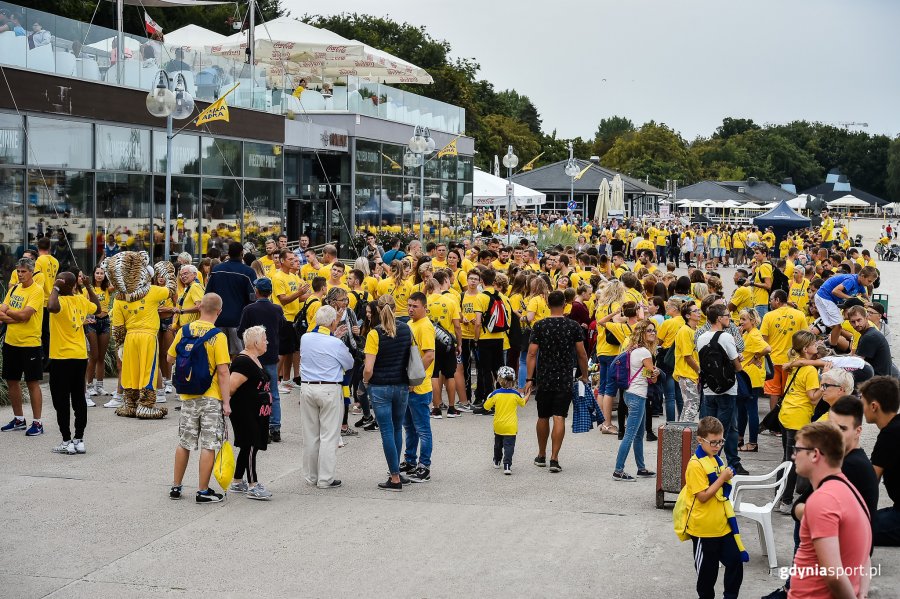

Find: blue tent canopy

[751,200,811,244]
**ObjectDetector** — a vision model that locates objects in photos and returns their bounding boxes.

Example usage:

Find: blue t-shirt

[817,273,862,303]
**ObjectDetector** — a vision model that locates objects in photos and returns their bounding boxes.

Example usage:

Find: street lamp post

[564,141,579,224]
[146,71,194,261]
[502,145,518,245]
[406,125,435,244]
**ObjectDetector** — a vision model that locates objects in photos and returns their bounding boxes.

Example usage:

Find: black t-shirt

[530,316,584,391]
[871,414,900,507]
[610,238,626,254]
[842,447,880,518]
[228,354,271,449]
[855,326,893,376]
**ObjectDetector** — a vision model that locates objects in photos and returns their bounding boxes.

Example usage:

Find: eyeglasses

[820,383,841,390]
[792,446,817,455]
[698,437,725,447]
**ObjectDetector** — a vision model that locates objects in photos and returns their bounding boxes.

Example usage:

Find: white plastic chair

[300,89,325,110]
[27,44,55,72]
[55,51,76,76]
[730,461,794,571]
[77,58,101,81]
[0,32,27,68]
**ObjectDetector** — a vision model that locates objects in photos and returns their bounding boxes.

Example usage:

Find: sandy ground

[0,218,898,598]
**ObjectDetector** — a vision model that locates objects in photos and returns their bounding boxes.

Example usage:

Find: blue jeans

[518,349,528,389]
[874,507,900,546]
[661,369,677,421]
[597,354,617,397]
[369,384,409,474]
[615,392,646,472]
[755,304,769,321]
[703,393,741,469]
[736,373,760,444]
[264,362,281,431]
[403,391,433,467]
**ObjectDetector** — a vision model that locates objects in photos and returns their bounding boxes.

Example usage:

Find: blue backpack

[609,350,641,392]
[172,324,221,395]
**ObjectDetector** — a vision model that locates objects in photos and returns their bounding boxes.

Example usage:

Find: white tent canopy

[740,202,765,210]
[828,194,871,208]
[165,24,229,48]
[465,168,546,208]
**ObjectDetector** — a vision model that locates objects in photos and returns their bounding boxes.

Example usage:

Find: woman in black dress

[227,325,273,500]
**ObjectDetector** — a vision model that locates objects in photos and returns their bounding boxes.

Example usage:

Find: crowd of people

[1,208,898,597]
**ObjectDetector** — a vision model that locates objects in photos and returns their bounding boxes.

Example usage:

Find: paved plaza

[2,219,900,598]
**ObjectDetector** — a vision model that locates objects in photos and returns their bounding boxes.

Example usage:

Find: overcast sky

[287,0,900,141]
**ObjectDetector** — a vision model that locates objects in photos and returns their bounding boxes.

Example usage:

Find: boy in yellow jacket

[484,366,527,475]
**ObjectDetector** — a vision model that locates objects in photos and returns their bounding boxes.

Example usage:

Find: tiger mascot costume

[104,252,176,419]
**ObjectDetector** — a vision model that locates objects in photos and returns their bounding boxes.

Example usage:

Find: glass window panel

[381,143,404,175]
[28,117,92,169]
[243,142,283,180]
[152,176,199,261]
[355,140,380,174]
[27,169,93,273]
[0,113,24,165]
[0,168,25,284]
[152,131,200,175]
[96,173,152,254]
[441,154,456,180]
[201,137,241,178]
[354,174,380,232]
[96,125,150,172]
[424,153,440,179]
[243,180,283,254]
[457,155,473,182]
[201,178,242,255]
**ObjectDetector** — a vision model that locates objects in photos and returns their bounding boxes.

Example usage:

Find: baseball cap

[254,277,272,293]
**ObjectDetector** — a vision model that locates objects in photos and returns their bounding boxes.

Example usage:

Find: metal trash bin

[873,293,888,312]
[655,421,698,508]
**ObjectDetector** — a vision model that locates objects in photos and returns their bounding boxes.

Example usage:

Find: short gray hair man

[315,305,337,328]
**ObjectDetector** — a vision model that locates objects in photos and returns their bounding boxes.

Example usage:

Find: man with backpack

[167,293,232,503]
[697,304,748,476]
[472,269,512,413]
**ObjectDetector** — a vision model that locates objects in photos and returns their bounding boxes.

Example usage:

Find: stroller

[885,244,900,261]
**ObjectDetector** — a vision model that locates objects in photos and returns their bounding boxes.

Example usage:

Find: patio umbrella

[610,174,624,211]
[595,178,610,222]
[828,195,871,208]
[741,202,764,210]
[786,196,808,210]
[720,200,741,208]
[164,24,228,48]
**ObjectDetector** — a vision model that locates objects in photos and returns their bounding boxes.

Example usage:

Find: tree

[493,90,542,136]
[477,115,541,172]
[715,117,759,139]
[592,116,634,158]
[887,137,900,202]
[603,122,699,187]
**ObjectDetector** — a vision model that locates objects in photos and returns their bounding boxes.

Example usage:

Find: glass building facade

[0,111,283,287]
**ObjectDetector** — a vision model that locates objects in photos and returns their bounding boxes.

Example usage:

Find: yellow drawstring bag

[213,422,235,491]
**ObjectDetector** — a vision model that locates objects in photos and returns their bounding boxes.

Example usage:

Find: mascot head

[154,260,176,296]
[103,251,152,302]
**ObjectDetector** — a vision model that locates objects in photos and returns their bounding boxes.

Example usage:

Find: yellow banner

[195,83,239,127]
[381,152,401,170]
[437,135,460,158]
[574,163,592,180]
[520,152,544,172]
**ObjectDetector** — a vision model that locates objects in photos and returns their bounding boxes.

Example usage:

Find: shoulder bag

[759,368,800,433]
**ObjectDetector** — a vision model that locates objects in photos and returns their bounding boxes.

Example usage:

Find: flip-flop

[600,424,618,435]
[739,443,758,452]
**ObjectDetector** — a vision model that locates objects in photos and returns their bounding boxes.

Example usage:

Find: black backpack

[698,331,736,394]
[759,261,789,295]
[294,297,321,336]
[350,290,368,322]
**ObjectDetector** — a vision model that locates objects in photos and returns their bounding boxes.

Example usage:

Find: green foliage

[603,122,700,187]
[887,137,900,201]
[536,227,578,250]
[479,115,541,170]
[593,116,635,158]
[715,117,760,139]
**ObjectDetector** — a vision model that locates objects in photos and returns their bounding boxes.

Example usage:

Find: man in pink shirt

[789,421,872,599]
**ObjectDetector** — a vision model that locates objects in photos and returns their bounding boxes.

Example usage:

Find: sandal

[739,443,758,452]
[600,424,619,435]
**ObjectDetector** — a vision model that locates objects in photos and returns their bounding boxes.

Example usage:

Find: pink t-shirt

[789,475,871,599]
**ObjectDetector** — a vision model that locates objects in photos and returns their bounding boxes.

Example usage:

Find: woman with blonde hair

[775,330,824,513]
[353,256,379,296]
[736,308,770,452]
[376,260,413,321]
[612,318,659,481]
[362,294,414,491]
[594,279,627,434]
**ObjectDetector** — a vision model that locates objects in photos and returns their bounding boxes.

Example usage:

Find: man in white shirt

[298,305,355,490]
[697,304,747,475]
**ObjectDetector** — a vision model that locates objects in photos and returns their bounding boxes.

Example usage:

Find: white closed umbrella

[610,174,625,211]
[595,177,610,222]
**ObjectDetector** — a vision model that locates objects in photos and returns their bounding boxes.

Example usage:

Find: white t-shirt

[697,330,739,395]
[628,347,653,398]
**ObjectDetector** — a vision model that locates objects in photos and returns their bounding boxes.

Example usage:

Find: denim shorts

[160,317,173,333]
[85,316,110,335]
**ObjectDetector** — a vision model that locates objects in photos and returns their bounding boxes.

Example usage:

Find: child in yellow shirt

[484,366,527,475]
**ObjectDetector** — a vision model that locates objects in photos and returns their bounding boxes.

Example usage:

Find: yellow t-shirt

[603,321,633,348]
[779,240,791,258]
[49,294,97,359]
[460,292,479,340]
[508,293,526,317]
[348,288,370,312]
[595,302,622,357]
[732,232,745,249]
[3,282,44,347]
[655,230,668,246]
[483,388,526,435]
[85,286,114,315]
[112,285,169,333]
[318,262,336,280]
[391,278,413,316]
[784,261,795,279]
[729,286,754,321]
[684,456,733,538]
[259,255,277,277]
[760,306,807,365]
[176,281,205,327]
[408,316,436,394]
[427,292,459,333]
[473,287,512,342]
[752,262,773,306]
[167,319,231,400]
[820,217,835,242]
[491,259,511,272]
[655,316,681,349]
[741,328,768,388]
[525,295,549,325]
[35,254,59,307]
[674,325,698,382]
[788,279,810,312]
[779,365,819,430]
[272,270,303,321]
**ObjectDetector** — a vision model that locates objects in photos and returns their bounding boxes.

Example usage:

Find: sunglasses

[820,383,842,390]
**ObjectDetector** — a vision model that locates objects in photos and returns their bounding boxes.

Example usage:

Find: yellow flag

[520,152,544,172]
[437,136,460,158]
[574,163,592,180]
[195,83,239,127]
[381,152,401,170]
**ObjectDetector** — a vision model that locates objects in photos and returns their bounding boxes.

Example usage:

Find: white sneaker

[72,439,85,454]
[778,501,793,515]
[155,392,167,404]
[164,382,175,394]
[86,385,98,397]
[85,397,96,408]
[338,437,346,448]
[278,383,292,394]
[95,382,109,396]
[51,440,75,455]
[104,396,123,409]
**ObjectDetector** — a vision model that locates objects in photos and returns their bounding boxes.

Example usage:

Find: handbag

[213,420,236,491]
[760,368,800,433]
[764,354,775,381]
[407,341,427,386]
